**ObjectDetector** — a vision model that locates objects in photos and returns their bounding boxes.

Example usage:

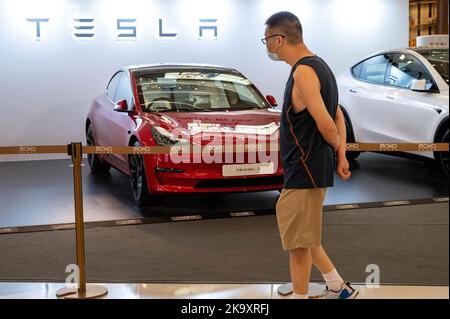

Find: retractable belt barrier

[0,143,448,155]
[0,142,448,299]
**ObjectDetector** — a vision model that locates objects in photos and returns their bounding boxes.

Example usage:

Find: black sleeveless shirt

[280,55,338,189]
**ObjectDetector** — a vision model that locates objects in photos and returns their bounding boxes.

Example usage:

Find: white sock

[322,269,344,292]
[291,292,309,299]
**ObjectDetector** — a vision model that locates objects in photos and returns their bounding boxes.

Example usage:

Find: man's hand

[334,106,350,181]
[336,155,351,181]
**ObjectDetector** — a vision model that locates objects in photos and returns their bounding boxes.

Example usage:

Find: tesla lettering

[117,19,136,38]
[73,18,95,38]
[26,18,49,40]
[158,18,176,38]
[198,19,217,37]
[26,18,218,40]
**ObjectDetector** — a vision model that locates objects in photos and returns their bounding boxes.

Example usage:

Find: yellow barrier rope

[0,143,448,155]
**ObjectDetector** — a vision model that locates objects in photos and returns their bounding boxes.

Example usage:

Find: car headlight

[151,126,190,146]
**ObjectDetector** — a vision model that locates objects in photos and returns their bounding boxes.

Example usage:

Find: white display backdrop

[0,0,408,161]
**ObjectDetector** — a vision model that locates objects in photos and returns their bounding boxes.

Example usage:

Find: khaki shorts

[276,188,327,250]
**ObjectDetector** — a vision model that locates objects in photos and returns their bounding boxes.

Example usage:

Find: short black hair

[265,11,303,45]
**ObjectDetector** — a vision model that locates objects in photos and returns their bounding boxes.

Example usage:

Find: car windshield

[135,69,269,112]
[415,48,449,85]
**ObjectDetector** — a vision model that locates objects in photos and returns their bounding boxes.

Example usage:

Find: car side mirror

[410,79,428,92]
[266,95,278,107]
[114,99,131,112]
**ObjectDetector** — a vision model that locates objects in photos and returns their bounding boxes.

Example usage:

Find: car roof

[355,47,448,66]
[368,47,448,57]
[122,63,239,73]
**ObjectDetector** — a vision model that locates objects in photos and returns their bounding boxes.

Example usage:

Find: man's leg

[310,245,345,292]
[310,245,335,274]
[289,247,312,298]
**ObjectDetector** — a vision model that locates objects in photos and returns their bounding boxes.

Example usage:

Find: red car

[86,64,283,205]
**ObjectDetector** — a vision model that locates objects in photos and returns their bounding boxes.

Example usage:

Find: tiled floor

[0,282,447,299]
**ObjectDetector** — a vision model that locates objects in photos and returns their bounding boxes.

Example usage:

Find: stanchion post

[56,142,108,299]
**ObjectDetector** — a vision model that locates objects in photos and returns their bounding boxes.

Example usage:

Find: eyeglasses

[261,34,285,45]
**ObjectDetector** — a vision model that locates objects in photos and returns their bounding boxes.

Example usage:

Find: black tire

[437,129,449,177]
[86,123,111,173]
[344,114,361,160]
[129,141,161,206]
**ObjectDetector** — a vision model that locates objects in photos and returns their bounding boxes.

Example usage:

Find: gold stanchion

[56,142,108,299]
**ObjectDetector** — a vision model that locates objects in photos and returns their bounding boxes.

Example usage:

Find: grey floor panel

[0,203,447,285]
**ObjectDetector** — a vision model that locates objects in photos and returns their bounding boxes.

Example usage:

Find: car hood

[144,108,282,141]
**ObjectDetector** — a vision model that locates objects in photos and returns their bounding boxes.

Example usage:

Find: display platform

[0,152,448,228]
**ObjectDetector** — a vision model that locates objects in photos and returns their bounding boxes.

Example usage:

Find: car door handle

[385,95,395,100]
[349,89,358,94]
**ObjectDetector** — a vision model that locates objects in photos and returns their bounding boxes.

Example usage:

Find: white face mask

[266,41,281,61]
[267,50,281,61]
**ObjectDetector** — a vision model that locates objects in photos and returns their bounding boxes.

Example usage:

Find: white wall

[0,0,408,161]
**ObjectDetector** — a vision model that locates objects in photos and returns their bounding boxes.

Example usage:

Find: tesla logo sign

[26,17,218,40]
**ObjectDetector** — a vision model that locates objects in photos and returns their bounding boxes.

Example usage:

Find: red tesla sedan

[86,64,283,205]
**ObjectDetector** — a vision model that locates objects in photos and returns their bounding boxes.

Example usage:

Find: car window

[352,54,389,85]
[106,72,122,101]
[115,72,133,109]
[234,82,261,105]
[135,70,269,112]
[414,49,449,85]
[385,53,435,90]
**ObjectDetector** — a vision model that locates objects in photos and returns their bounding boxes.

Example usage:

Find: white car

[337,47,449,176]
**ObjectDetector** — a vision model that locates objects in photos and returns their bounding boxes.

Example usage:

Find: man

[263,11,358,299]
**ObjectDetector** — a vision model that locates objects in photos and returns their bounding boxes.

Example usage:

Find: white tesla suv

[337,47,449,176]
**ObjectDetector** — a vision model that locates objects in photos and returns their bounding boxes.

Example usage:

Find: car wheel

[86,123,111,173]
[129,141,161,206]
[437,129,449,177]
[344,114,361,160]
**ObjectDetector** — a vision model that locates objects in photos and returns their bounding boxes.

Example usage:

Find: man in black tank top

[263,12,358,299]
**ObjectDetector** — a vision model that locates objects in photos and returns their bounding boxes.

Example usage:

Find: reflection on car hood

[145,108,281,137]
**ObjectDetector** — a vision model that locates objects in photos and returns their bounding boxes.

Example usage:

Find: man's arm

[335,106,347,160]
[335,106,351,180]
[293,66,339,150]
